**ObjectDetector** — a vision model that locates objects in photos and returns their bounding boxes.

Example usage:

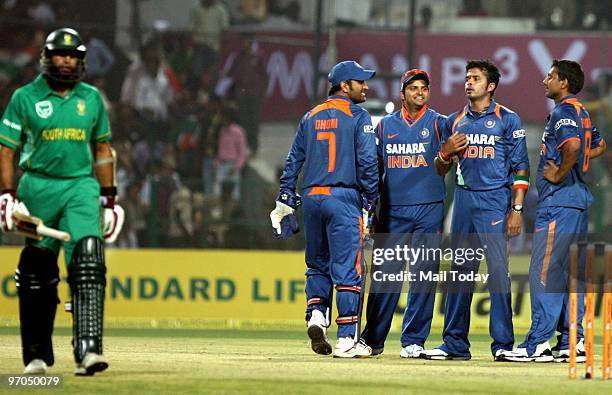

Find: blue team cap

[328,61,376,86]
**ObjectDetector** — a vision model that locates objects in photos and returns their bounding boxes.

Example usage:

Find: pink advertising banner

[221,31,610,122]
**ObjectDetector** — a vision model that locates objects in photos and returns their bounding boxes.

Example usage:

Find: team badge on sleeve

[363,125,374,134]
[554,118,577,131]
[512,129,525,138]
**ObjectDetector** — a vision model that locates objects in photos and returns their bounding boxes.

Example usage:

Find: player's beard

[45,75,77,91]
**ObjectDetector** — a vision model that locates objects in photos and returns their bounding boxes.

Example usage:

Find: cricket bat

[12,211,71,242]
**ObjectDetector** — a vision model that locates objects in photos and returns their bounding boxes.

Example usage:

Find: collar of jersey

[401,105,427,125]
[466,99,497,117]
[556,94,577,107]
[33,74,84,99]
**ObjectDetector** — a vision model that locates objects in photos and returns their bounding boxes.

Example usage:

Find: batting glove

[0,189,30,232]
[100,193,125,244]
[362,196,377,235]
[270,190,301,239]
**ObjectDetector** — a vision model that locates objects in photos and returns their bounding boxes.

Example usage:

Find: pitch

[0,327,609,394]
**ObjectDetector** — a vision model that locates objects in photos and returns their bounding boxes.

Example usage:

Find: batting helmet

[40,28,87,83]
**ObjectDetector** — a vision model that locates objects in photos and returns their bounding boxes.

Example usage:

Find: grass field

[0,327,610,394]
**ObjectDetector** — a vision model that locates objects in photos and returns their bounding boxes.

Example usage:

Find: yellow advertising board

[3,247,603,331]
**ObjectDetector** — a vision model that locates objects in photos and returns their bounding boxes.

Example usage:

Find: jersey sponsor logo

[2,119,21,131]
[512,129,525,138]
[419,128,430,139]
[387,155,428,169]
[485,119,496,129]
[387,133,399,139]
[77,100,86,116]
[363,125,375,134]
[554,118,577,131]
[35,100,53,119]
[386,143,427,155]
[466,134,496,146]
[491,219,504,226]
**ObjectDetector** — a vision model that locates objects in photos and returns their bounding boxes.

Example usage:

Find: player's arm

[435,115,467,176]
[355,112,379,235]
[544,110,582,184]
[94,141,115,191]
[544,139,581,184]
[0,145,15,190]
[271,118,307,238]
[590,127,606,160]
[590,139,606,159]
[505,114,530,238]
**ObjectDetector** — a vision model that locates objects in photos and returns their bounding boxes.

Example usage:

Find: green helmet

[40,28,87,83]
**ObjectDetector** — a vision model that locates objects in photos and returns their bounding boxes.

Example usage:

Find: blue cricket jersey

[377,106,446,205]
[441,100,529,191]
[536,95,595,209]
[279,95,379,200]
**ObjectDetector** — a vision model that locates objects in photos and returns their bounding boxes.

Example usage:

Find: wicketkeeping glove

[270,190,301,239]
[0,189,30,232]
[100,194,125,244]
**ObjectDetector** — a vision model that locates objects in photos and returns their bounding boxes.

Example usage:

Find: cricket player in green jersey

[0,28,124,376]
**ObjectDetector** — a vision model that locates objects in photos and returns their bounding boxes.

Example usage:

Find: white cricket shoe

[420,347,471,361]
[24,359,47,375]
[75,353,109,376]
[307,310,332,355]
[333,337,372,358]
[400,344,424,358]
[505,342,554,362]
[553,338,586,363]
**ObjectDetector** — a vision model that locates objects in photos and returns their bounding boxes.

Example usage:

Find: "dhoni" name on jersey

[41,128,86,141]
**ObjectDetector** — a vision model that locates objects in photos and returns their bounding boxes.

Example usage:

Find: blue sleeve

[504,112,529,172]
[438,113,452,145]
[279,116,307,192]
[434,114,448,148]
[552,106,581,150]
[355,111,379,201]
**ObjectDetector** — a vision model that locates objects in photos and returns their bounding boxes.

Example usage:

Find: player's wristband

[436,151,451,164]
[1,189,16,197]
[100,186,117,197]
[513,175,529,191]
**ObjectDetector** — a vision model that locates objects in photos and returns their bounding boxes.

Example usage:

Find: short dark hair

[552,59,584,94]
[328,84,341,96]
[466,59,501,97]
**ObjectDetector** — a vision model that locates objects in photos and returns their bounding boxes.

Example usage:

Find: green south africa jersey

[0,75,111,178]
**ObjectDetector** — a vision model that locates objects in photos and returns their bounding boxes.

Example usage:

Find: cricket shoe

[307,310,332,355]
[493,349,514,362]
[420,347,471,361]
[24,359,47,375]
[371,347,384,356]
[552,339,586,363]
[333,337,372,358]
[504,342,554,362]
[400,344,424,358]
[75,353,109,376]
